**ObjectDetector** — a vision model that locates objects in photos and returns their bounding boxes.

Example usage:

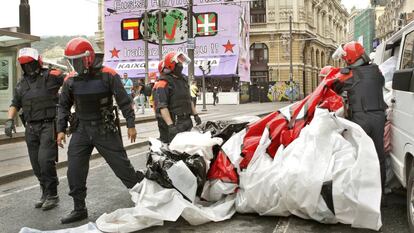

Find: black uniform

[333,64,387,188]
[57,66,140,203]
[11,68,64,197]
[153,73,193,143]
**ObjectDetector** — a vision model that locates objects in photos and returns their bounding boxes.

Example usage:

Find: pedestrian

[133,79,146,114]
[153,52,202,143]
[212,86,219,105]
[57,38,144,224]
[122,73,134,100]
[4,47,64,210]
[190,80,199,106]
[331,41,387,192]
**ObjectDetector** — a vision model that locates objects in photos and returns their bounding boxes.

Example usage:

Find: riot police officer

[332,41,387,189]
[153,52,201,143]
[5,47,64,210]
[57,38,143,224]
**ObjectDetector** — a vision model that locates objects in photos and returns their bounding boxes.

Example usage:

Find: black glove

[4,119,15,138]
[168,124,178,142]
[193,114,202,125]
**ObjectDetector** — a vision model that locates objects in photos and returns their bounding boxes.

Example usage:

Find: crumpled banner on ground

[19,222,101,233]
[239,70,343,170]
[96,179,236,233]
[235,108,382,230]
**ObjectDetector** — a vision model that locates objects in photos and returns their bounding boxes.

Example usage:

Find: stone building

[249,0,349,96]
[377,0,414,43]
[347,8,361,42]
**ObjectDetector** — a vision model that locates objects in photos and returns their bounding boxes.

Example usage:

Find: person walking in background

[212,86,219,106]
[134,79,146,114]
[122,73,133,100]
[190,80,199,106]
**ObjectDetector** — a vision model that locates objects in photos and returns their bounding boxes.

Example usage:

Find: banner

[104,0,250,81]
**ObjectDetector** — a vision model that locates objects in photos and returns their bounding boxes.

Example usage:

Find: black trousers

[157,116,193,143]
[350,111,386,189]
[67,122,139,202]
[25,121,58,196]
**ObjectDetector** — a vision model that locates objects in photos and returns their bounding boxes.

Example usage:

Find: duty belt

[173,113,191,120]
[28,118,55,124]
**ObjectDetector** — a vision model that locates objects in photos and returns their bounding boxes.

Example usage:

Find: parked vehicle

[375,20,414,231]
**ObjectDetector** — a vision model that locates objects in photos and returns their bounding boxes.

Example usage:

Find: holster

[101,108,118,134]
[68,112,79,135]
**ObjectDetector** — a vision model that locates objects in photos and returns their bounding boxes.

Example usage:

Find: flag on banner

[196,13,217,36]
[121,18,140,41]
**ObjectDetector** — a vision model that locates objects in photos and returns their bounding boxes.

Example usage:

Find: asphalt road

[0,102,411,233]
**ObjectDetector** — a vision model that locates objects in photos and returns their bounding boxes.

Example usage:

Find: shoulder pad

[49,69,62,77]
[340,68,350,74]
[155,80,168,88]
[102,66,118,76]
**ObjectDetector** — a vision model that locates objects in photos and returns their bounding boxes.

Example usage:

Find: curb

[0,111,271,185]
[0,115,156,145]
[0,141,149,185]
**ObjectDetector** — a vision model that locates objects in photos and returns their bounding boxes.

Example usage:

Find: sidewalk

[0,108,156,145]
[0,102,287,184]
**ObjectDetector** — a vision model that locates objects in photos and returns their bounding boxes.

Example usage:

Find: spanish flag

[121,18,140,41]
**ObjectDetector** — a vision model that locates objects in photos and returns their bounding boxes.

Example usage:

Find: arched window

[250,43,269,63]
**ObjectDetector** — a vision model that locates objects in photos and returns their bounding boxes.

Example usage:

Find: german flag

[121,18,140,41]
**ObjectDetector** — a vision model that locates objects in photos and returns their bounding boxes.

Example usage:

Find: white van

[375,20,414,231]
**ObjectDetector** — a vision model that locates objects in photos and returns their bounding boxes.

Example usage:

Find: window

[0,58,10,90]
[401,30,414,69]
[250,0,266,23]
[250,43,269,63]
[250,0,265,9]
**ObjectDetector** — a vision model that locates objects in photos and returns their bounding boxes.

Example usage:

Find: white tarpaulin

[19,223,101,233]
[235,108,382,230]
[23,109,382,232]
[96,179,236,232]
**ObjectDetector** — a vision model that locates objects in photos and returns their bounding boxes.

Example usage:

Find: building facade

[377,0,414,43]
[348,8,361,42]
[249,0,349,96]
[353,8,376,54]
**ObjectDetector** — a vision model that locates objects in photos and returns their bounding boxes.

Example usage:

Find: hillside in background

[32,36,100,63]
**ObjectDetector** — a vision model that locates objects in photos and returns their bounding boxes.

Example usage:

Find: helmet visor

[21,61,39,76]
[65,57,85,75]
[173,53,191,65]
[332,45,346,61]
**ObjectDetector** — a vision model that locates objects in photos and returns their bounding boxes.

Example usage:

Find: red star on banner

[222,40,235,53]
[110,47,120,58]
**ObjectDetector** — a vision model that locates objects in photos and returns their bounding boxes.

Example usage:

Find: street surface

[0,103,410,233]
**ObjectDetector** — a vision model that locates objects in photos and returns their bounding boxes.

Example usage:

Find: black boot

[34,185,46,208]
[61,200,88,224]
[42,195,59,211]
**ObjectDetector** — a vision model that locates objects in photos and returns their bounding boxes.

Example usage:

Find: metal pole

[289,15,293,103]
[202,72,207,111]
[144,0,149,83]
[19,0,30,34]
[158,0,163,61]
[187,0,195,84]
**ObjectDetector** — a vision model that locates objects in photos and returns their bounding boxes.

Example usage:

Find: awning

[0,29,40,47]
[104,55,238,79]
